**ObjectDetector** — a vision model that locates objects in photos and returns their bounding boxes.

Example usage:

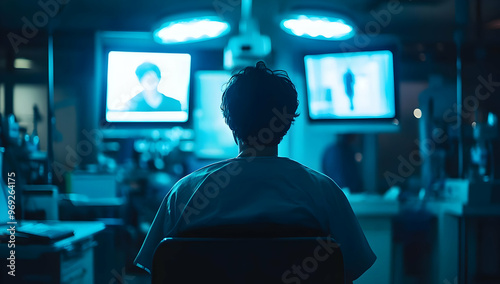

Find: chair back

[152,237,344,284]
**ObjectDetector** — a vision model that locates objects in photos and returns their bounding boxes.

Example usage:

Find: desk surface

[347,194,400,216]
[0,221,105,257]
[425,201,500,217]
[34,221,105,249]
[61,194,126,207]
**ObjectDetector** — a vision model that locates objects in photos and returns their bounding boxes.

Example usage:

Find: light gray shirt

[134,156,376,280]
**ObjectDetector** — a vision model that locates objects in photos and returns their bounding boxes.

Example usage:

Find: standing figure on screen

[127,62,182,112]
[343,68,355,111]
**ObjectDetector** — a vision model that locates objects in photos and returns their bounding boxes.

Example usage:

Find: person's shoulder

[284,158,339,187]
[158,95,181,111]
[162,95,180,103]
[127,93,147,110]
[173,159,237,187]
[161,95,181,105]
[129,92,144,103]
[194,159,237,175]
[281,157,322,175]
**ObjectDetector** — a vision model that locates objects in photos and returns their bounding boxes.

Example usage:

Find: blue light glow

[304,50,396,120]
[281,15,355,40]
[154,17,230,44]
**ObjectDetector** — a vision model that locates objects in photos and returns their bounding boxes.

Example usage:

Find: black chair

[152,236,344,284]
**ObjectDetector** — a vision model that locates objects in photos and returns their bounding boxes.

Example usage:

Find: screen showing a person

[106,51,191,123]
[194,71,238,159]
[305,50,395,120]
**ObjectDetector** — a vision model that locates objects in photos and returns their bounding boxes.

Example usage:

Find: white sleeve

[134,191,176,273]
[325,180,376,281]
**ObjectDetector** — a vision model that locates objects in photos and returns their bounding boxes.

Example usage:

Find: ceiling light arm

[239,0,255,35]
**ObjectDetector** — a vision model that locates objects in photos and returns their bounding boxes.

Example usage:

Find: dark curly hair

[221,61,299,146]
[135,62,161,80]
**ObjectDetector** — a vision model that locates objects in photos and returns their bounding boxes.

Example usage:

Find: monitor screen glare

[305,50,395,120]
[105,51,191,123]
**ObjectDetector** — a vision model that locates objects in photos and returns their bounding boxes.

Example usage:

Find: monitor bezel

[303,45,400,125]
[98,46,194,129]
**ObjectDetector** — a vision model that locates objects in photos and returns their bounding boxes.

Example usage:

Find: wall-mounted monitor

[105,51,191,124]
[304,47,399,132]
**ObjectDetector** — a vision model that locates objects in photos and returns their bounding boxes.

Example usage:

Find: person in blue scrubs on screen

[343,68,355,111]
[127,62,182,112]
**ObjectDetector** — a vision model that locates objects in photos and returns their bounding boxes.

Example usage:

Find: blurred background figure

[322,134,363,193]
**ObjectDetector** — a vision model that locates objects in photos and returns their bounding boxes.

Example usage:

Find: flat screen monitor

[105,51,191,123]
[304,49,397,123]
[194,71,238,159]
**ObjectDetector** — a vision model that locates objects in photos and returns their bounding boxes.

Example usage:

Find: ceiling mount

[223,0,272,70]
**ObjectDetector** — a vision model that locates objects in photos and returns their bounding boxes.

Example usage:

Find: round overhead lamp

[153,12,230,44]
[280,11,356,40]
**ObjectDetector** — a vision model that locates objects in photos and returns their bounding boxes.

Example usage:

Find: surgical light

[280,14,355,40]
[153,15,230,44]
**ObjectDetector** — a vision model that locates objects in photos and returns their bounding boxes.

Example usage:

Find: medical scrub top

[134,156,376,280]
